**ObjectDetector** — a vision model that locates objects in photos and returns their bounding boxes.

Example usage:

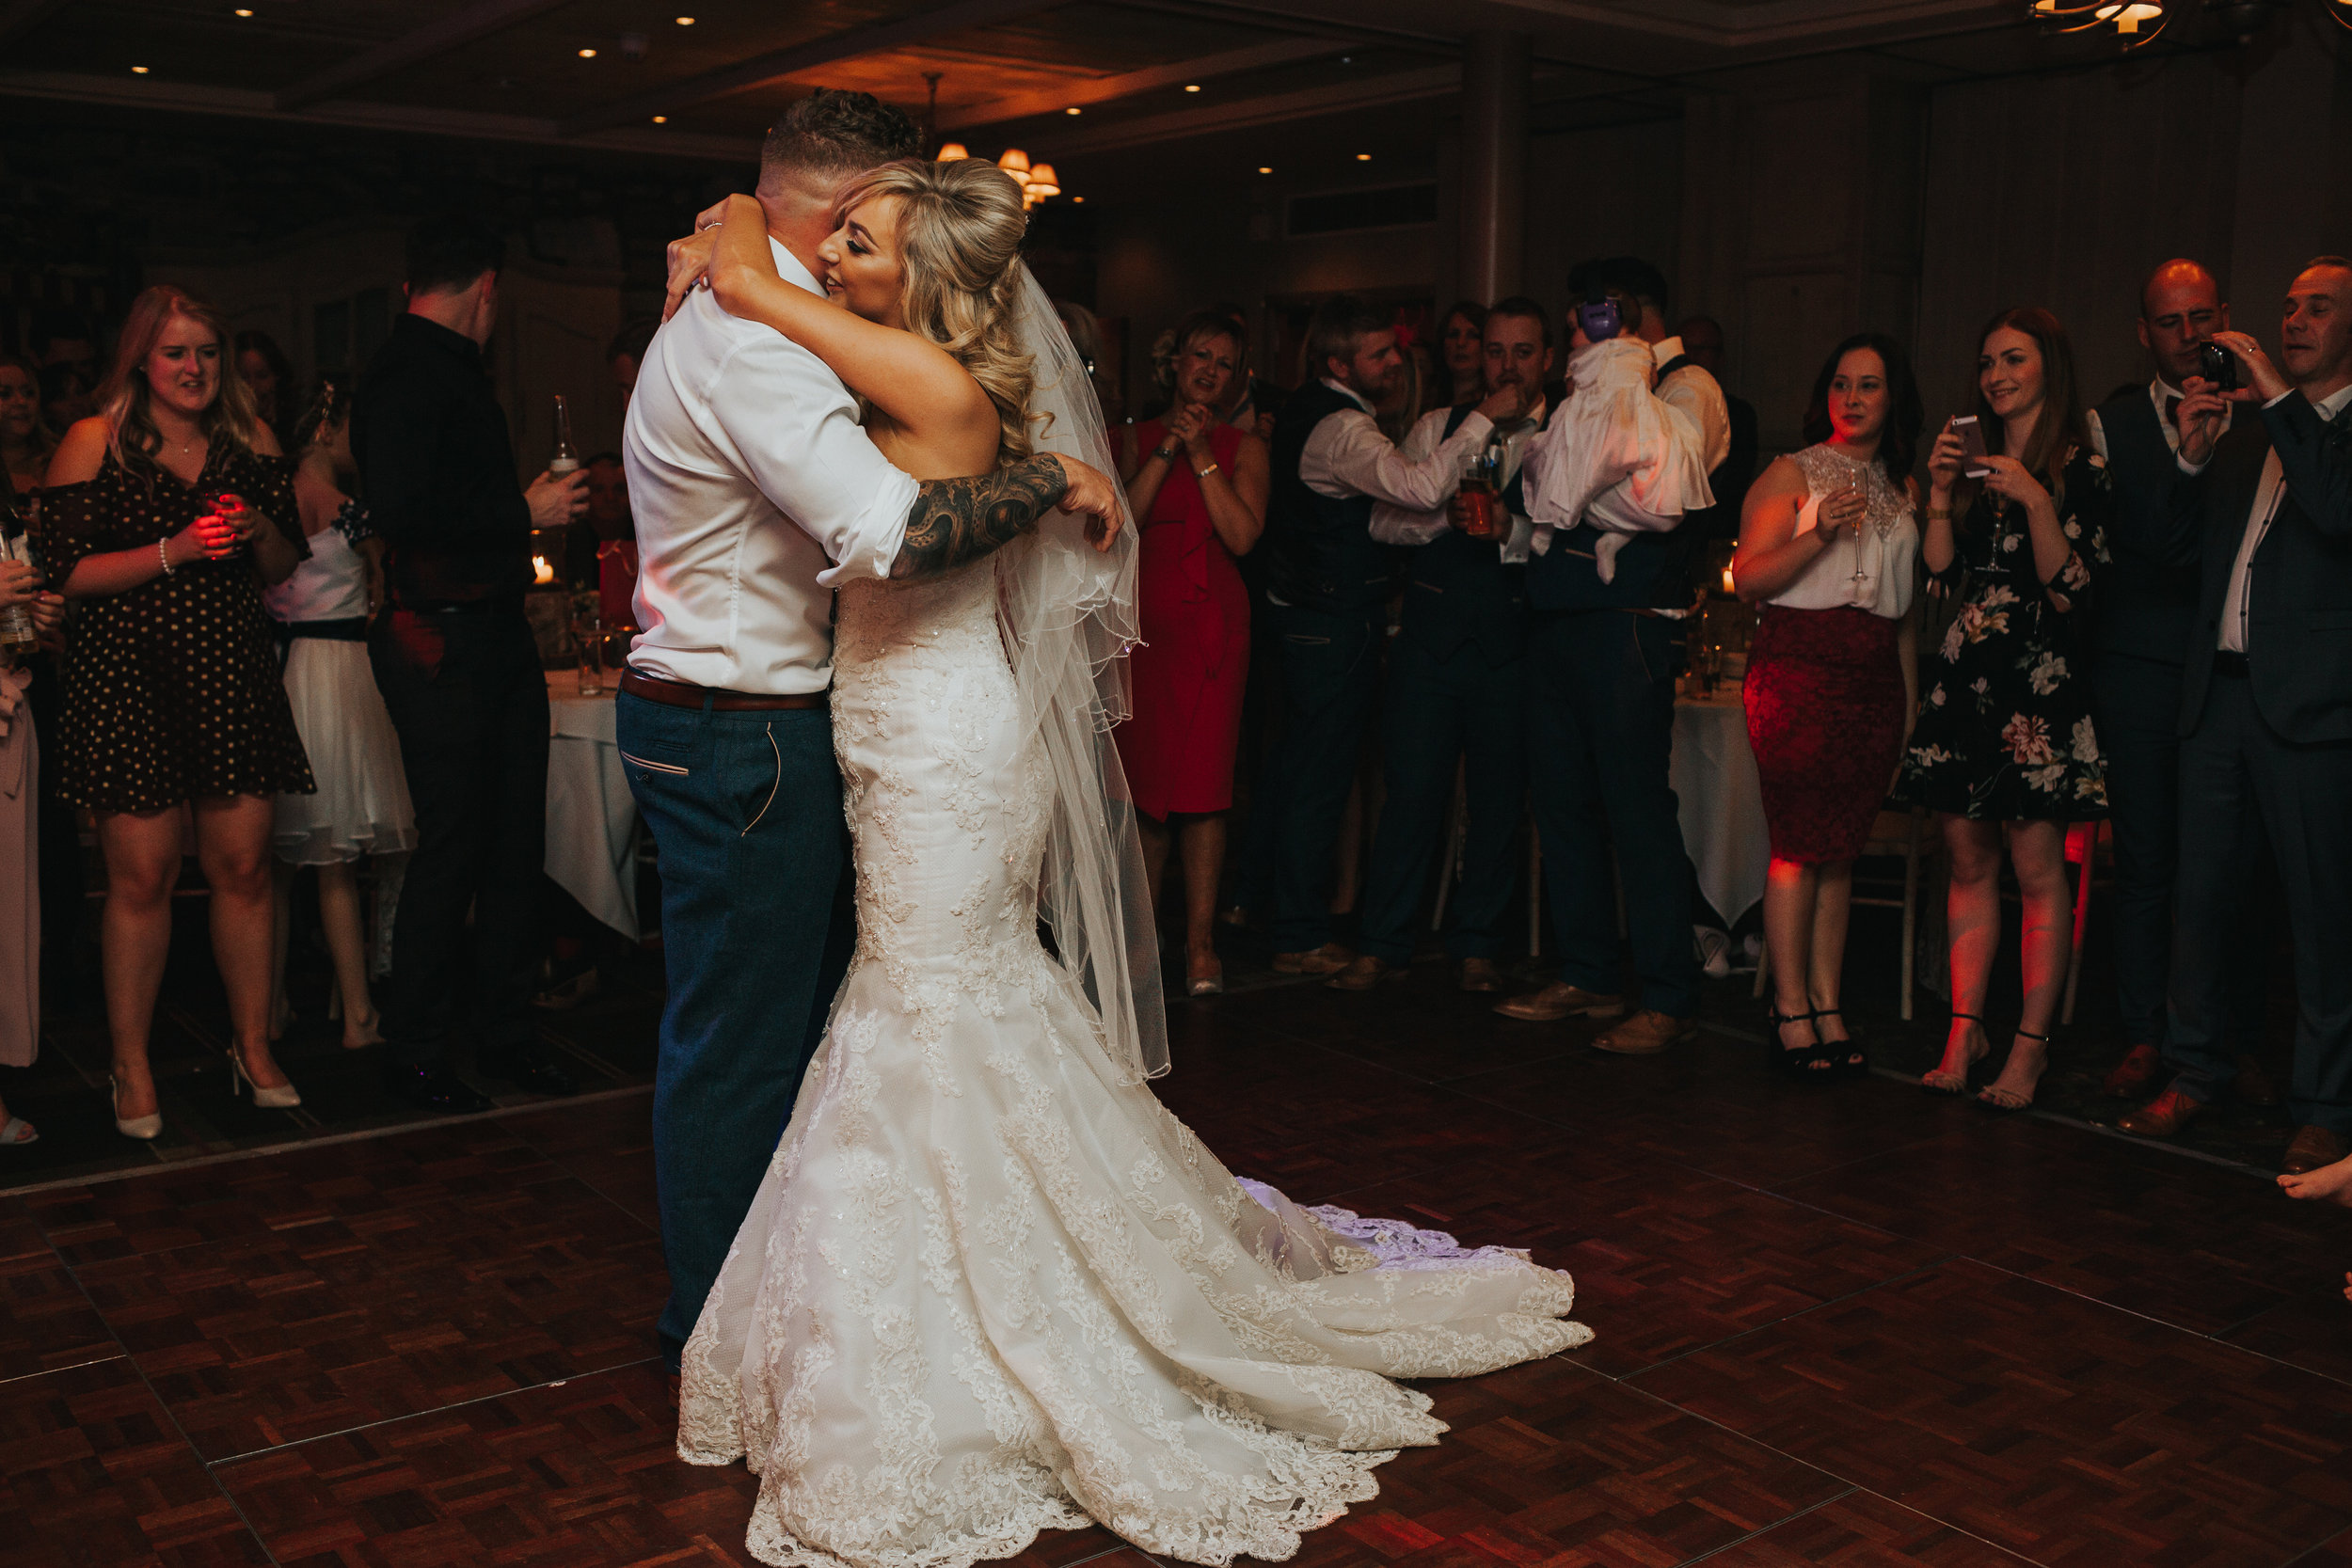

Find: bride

[663,160,1592,1568]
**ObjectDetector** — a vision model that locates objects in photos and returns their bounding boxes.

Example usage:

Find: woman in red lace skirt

[1115,311,1268,996]
[1733,332,1923,1079]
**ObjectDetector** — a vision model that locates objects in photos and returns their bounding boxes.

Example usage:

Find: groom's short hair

[760,89,922,190]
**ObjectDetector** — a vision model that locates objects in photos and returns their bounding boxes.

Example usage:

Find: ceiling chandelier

[936,143,1061,208]
[2029,0,2352,46]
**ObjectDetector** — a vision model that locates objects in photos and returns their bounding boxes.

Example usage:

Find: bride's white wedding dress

[678,560,1593,1568]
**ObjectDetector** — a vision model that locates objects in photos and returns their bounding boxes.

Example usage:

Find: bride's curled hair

[833,157,1038,464]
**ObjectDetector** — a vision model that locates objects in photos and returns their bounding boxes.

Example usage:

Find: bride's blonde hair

[834,157,1038,464]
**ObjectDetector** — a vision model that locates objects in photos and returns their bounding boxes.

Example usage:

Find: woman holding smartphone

[1899,307,2111,1111]
[35,285,315,1138]
[1732,332,1923,1079]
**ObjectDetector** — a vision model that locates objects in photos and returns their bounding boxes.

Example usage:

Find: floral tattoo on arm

[892,455,1070,580]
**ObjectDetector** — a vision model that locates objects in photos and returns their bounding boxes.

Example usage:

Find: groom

[622,88,1120,1377]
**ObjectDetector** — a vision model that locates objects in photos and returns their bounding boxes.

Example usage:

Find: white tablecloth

[1673,687,1769,926]
[545,672,640,939]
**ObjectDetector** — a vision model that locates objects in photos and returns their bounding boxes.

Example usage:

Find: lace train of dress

[678,562,1592,1568]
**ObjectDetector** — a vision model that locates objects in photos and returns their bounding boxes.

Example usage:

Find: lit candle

[1721,564,1737,594]
[532,555,555,585]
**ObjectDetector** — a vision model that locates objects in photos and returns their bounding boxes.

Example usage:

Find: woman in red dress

[1115,311,1269,995]
[1732,332,1923,1080]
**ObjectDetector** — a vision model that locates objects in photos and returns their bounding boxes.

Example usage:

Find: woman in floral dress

[1900,307,2110,1112]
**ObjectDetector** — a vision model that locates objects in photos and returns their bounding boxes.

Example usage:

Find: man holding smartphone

[2116,258,2352,1178]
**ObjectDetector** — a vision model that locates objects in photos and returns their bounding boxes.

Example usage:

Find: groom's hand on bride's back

[1052,454,1123,552]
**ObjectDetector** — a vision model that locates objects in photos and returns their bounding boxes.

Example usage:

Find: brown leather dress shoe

[2117,1087,2202,1139]
[2282,1124,2349,1176]
[1493,981,1626,1022]
[1455,957,1503,993]
[1593,1009,1697,1056]
[1271,942,1352,976]
[2101,1043,2163,1099]
[1325,955,1397,991]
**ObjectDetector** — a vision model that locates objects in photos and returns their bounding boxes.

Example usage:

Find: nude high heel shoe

[110,1074,162,1141]
[227,1048,302,1110]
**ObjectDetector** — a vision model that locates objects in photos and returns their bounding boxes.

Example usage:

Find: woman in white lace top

[1731,333,1924,1078]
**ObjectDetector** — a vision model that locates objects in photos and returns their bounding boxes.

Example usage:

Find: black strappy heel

[1765,1005,1832,1078]
[1813,1006,1868,1080]
[1977,1025,2051,1113]
[1923,1010,1986,1095]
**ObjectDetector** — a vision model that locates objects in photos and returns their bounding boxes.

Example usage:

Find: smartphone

[1949,415,1991,479]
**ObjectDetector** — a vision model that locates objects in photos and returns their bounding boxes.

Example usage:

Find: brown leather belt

[619,668,825,711]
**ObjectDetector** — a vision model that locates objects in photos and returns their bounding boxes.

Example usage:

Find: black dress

[1899,447,2112,822]
[33,445,315,814]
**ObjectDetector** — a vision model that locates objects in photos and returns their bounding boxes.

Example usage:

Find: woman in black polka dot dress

[34,285,314,1137]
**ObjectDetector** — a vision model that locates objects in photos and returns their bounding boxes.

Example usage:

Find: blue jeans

[1358,633,1527,962]
[1261,603,1383,954]
[618,691,856,1369]
[1524,610,1697,1017]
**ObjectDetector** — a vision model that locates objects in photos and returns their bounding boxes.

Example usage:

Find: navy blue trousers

[1358,633,1526,962]
[618,691,856,1369]
[1524,610,1698,1017]
[1262,602,1384,954]
[2165,673,2352,1134]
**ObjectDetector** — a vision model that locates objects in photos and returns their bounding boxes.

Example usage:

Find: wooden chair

[1752,804,1935,1022]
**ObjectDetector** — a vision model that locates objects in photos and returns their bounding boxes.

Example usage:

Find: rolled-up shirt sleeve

[1305,405,1490,512]
[707,328,919,585]
[1368,407,1458,545]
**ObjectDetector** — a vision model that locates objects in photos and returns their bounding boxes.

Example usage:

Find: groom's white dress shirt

[624,237,919,696]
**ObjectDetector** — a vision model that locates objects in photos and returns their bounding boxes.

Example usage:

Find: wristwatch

[1152,443,1180,463]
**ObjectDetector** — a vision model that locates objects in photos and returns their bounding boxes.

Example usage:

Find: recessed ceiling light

[233,7,253,14]
[578,47,596,57]
[675,14,695,23]
[131,64,150,73]
[1258,166,1272,174]
[1184,84,1200,92]
[1073,196,1085,203]
[1355,152,1371,161]
[1065,106,1080,115]
[652,115,667,123]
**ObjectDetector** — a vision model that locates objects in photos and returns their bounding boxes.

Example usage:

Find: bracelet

[1926,507,1952,520]
[1194,461,1221,481]
[157,537,175,577]
[1152,445,1180,463]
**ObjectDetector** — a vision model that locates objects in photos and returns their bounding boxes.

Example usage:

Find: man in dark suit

[1257,296,1525,974]
[2118,257,2352,1176]
[1327,297,1552,994]
[2091,260,2271,1102]
[1676,314,1759,545]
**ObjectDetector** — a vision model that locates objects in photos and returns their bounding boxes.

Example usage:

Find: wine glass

[568,589,604,696]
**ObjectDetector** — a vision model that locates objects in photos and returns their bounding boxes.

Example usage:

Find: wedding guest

[1677,315,1760,540]
[2089,260,2269,1102]
[35,284,315,1136]
[1333,296,1550,995]
[584,452,638,626]
[1494,282,1711,1054]
[2118,259,2352,1175]
[1208,301,1279,439]
[355,211,588,1113]
[1115,310,1269,995]
[266,380,412,1051]
[1732,333,1923,1077]
[1901,307,2110,1112]
[608,318,657,411]
[28,309,98,383]
[1438,300,1487,409]
[0,355,56,492]
[40,361,97,436]
[234,329,297,451]
[1257,294,1525,974]
[0,518,64,1147]
[1570,259,1731,481]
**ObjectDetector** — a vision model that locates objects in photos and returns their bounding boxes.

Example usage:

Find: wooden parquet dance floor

[4,965,2348,1568]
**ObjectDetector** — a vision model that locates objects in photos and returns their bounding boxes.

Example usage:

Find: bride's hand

[663,227,719,323]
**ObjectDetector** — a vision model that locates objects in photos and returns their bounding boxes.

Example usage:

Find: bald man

[2088,260,2268,1104]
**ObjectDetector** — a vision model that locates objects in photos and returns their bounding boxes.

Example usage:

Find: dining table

[543,669,642,940]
